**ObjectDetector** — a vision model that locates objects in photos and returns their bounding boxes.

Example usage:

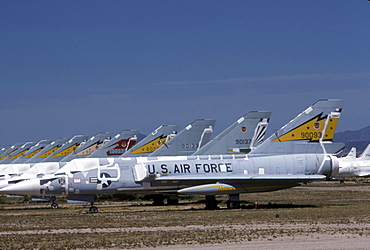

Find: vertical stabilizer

[344,147,357,160]
[88,130,139,157]
[122,125,178,157]
[0,142,36,164]
[359,144,370,160]
[149,119,216,156]
[0,143,24,162]
[11,140,53,164]
[250,99,343,156]
[41,135,89,162]
[0,146,11,158]
[26,138,69,163]
[61,132,112,162]
[192,111,271,155]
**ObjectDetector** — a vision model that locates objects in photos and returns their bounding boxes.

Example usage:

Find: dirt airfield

[1,181,370,249]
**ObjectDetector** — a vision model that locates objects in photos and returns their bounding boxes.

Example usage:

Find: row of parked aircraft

[0,99,369,212]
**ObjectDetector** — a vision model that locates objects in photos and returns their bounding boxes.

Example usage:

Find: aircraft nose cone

[0,178,42,196]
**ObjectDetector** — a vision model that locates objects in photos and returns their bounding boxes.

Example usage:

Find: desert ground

[1,181,370,249]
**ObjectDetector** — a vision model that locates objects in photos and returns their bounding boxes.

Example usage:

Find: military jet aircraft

[133,99,343,209]
[0,131,133,190]
[333,144,370,178]
[0,100,342,212]
[0,135,91,181]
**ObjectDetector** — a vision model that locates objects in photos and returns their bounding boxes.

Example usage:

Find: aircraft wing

[152,174,326,195]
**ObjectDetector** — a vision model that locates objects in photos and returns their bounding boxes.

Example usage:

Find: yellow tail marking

[128,136,169,154]
[9,149,28,159]
[9,149,29,159]
[0,149,17,160]
[36,146,61,158]
[272,115,339,142]
[52,144,80,158]
[322,117,340,141]
[22,148,43,159]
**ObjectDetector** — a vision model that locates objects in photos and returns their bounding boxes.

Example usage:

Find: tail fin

[359,144,370,160]
[122,125,178,157]
[11,140,53,164]
[88,130,139,157]
[149,119,216,157]
[0,146,11,158]
[192,111,271,155]
[60,132,112,161]
[26,138,69,163]
[41,135,89,162]
[250,99,343,156]
[0,143,25,162]
[0,142,36,164]
[344,147,357,160]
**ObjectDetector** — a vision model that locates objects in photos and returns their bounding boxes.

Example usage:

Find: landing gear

[227,194,240,209]
[205,195,218,210]
[152,195,165,206]
[167,195,179,205]
[89,203,98,213]
[226,200,240,209]
[51,202,59,209]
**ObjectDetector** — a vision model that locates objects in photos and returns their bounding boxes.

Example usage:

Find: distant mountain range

[333,126,370,156]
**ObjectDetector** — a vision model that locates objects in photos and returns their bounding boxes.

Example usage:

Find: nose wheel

[51,202,59,209]
[89,203,98,213]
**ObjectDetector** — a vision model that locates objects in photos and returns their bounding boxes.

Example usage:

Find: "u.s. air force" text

[147,163,233,174]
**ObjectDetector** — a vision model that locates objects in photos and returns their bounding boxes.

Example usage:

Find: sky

[1,1,369,146]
